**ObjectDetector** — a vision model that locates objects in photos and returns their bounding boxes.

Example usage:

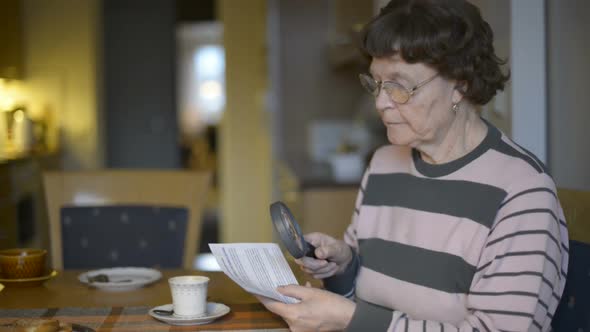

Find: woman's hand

[257,284,356,332]
[296,232,353,279]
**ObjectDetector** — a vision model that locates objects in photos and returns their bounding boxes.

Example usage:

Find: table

[0,270,292,331]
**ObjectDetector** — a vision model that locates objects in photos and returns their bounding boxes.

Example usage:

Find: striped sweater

[325,122,569,332]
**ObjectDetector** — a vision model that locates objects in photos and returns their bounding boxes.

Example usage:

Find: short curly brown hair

[361,0,509,105]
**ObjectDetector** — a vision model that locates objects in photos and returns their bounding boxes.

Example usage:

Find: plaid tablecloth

[0,304,288,331]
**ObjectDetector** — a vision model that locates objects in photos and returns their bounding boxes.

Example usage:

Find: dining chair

[43,170,211,270]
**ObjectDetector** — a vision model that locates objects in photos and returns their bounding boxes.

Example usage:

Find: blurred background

[0,0,588,270]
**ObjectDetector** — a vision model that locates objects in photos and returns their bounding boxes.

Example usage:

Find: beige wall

[22,0,102,170]
[218,0,273,243]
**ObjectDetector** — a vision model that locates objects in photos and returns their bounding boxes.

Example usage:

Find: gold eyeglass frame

[359,73,439,104]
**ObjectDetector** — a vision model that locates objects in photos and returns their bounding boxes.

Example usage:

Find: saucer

[0,270,57,287]
[149,302,230,326]
[78,267,161,292]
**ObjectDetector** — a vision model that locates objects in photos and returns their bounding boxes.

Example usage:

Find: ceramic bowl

[0,248,47,279]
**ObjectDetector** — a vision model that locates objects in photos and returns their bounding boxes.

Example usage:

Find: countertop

[289,161,361,190]
[0,150,60,166]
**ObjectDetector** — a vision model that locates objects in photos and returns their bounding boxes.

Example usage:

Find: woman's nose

[375,87,394,112]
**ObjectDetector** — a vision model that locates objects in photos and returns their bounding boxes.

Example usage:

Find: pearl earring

[452,103,459,113]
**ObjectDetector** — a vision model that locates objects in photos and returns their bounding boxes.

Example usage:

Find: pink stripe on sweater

[358,206,487,266]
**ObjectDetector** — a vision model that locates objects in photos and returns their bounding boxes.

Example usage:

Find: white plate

[149,302,230,326]
[78,267,162,291]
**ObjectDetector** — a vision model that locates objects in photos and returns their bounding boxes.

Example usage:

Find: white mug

[168,276,209,317]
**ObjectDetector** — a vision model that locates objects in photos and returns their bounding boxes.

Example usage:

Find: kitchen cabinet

[300,186,358,240]
[0,0,24,79]
[274,161,359,240]
[0,165,17,248]
[0,153,61,250]
[334,0,373,35]
[327,0,373,68]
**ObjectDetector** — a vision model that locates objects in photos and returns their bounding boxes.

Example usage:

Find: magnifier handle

[305,242,318,259]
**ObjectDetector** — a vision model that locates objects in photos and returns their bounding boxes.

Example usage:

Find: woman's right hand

[296,232,353,279]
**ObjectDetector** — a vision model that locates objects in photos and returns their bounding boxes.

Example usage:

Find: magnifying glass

[270,201,317,259]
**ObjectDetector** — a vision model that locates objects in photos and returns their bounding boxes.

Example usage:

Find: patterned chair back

[61,205,188,269]
[43,170,211,269]
[551,240,590,332]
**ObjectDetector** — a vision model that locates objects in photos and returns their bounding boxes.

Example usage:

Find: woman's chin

[387,133,416,147]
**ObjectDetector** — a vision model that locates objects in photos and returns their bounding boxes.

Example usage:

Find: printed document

[209,243,300,304]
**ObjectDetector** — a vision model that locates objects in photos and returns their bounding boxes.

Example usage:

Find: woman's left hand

[256,284,356,332]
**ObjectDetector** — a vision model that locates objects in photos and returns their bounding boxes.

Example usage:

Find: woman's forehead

[369,56,435,80]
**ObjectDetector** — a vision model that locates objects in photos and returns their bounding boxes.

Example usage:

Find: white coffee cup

[168,275,209,317]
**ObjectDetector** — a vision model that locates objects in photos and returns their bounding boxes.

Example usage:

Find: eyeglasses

[359,73,439,104]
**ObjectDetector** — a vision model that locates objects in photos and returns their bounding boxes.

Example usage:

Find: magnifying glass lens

[270,201,317,259]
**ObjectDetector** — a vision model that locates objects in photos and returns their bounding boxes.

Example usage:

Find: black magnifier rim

[270,201,308,259]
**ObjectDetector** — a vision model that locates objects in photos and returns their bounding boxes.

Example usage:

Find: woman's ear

[452,82,467,104]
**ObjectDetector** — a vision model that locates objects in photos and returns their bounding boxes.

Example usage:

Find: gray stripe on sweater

[362,173,506,228]
[345,298,393,332]
[359,238,476,294]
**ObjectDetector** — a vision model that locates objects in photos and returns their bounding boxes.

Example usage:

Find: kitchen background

[0,0,588,269]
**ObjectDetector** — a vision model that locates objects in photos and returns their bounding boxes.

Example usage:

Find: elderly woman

[258,0,569,331]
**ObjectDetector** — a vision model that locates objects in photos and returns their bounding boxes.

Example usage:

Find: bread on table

[11,319,74,332]
[13,318,60,332]
[57,322,72,332]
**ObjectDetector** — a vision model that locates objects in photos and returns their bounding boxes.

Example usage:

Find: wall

[102,0,180,169]
[218,0,273,243]
[547,0,590,190]
[22,0,102,169]
[510,1,547,163]
[277,0,366,175]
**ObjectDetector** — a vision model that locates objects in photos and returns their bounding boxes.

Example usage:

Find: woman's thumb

[316,245,332,260]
